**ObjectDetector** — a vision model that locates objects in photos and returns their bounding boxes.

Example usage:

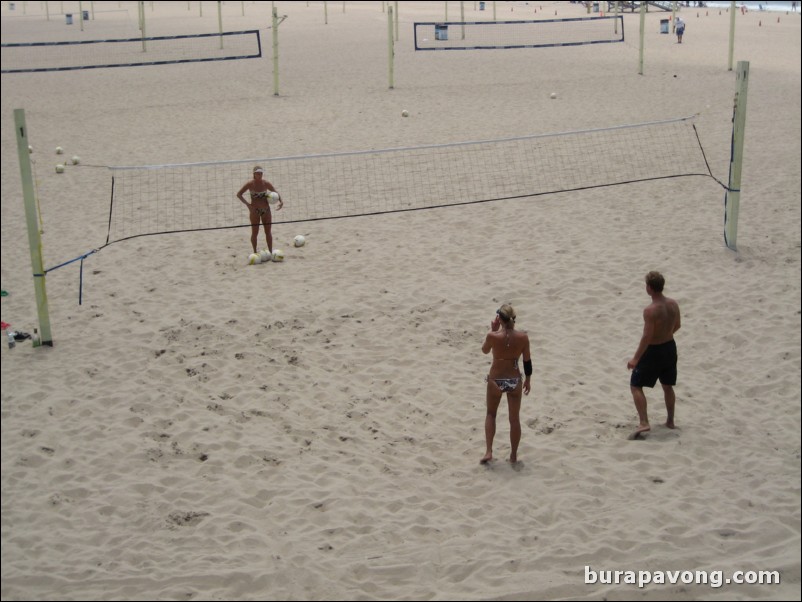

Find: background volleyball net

[414,16,623,51]
[0,30,261,73]
[102,116,720,247]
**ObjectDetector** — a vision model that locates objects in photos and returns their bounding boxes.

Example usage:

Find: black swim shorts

[630,339,677,388]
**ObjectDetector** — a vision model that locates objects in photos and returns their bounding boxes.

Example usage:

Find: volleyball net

[0,30,261,73]
[414,16,623,51]
[101,116,722,247]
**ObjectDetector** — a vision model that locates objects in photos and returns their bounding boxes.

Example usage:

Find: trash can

[65,13,73,25]
[592,2,599,12]
[435,24,448,41]
[479,1,485,10]
[9,2,15,10]
[660,19,669,33]
[82,10,89,20]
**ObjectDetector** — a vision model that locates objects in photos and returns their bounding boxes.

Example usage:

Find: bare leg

[482,382,502,464]
[262,215,273,253]
[507,389,522,464]
[662,384,676,428]
[630,385,651,434]
[250,223,260,253]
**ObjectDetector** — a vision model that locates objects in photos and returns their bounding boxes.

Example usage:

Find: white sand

[2,1,800,600]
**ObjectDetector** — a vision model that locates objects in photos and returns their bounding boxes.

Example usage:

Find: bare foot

[480,452,493,465]
[665,421,675,429]
[507,458,523,471]
[628,424,651,440]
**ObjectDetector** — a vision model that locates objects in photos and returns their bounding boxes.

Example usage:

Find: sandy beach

[2,1,800,600]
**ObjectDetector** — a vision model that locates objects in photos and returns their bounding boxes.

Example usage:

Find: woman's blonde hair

[497,304,516,323]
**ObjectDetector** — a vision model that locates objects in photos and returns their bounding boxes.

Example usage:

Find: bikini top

[252,190,269,199]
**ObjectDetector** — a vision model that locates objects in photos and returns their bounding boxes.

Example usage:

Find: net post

[638,1,645,75]
[724,61,749,250]
[139,1,147,52]
[14,109,54,346]
[728,0,736,71]
[218,1,223,49]
[672,1,677,32]
[272,7,280,95]
[388,5,394,89]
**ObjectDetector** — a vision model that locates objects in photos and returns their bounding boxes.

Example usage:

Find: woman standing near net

[481,304,532,466]
[236,166,282,254]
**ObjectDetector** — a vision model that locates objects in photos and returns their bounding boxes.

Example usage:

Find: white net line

[1,30,261,73]
[414,16,623,50]
[104,116,713,245]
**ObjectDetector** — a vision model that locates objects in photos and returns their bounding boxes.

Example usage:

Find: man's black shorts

[630,339,677,388]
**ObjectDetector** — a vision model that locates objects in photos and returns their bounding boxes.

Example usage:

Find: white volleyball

[271,249,285,262]
[268,191,280,205]
[550,92,557,99]
[55,164,65,173]
[259,249,272,262]
[293,235,306,247]
[55,146,64,154]
[248,253,262,265]
[401,110,410,117]
[71,155,80,165]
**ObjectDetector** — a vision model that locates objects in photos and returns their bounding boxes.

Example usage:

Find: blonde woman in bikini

[236,166,283,254]
[481,304,531,465]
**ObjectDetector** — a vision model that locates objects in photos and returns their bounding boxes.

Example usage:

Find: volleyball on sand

[248,253,261,265]
[259,249,272,262]
[294,235,306,247]
[271,249,285,262]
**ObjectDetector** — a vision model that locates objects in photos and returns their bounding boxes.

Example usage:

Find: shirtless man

[481,304,531,465]
[627,271,681,436]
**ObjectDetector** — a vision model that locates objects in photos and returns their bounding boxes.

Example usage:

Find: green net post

[14,109,53,346]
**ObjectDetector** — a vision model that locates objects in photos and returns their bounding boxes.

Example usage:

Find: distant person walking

[675,17,685,43]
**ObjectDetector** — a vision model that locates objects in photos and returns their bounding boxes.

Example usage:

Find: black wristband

[524,359,532,376]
